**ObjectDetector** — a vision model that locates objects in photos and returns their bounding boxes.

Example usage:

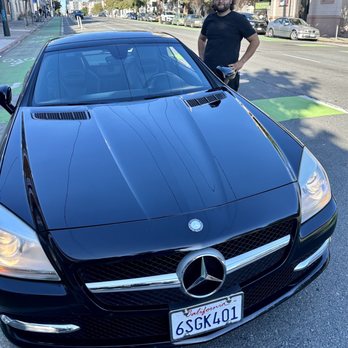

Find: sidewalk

[0,18,49,56]
[318,36,348,45]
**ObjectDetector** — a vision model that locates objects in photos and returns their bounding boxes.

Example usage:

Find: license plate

[170,293,243,341]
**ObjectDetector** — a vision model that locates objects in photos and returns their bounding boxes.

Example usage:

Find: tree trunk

[24,0,28,26]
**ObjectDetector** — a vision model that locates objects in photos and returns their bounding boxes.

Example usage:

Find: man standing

[198,0,260,91]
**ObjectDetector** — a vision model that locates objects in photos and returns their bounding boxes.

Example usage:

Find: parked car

[160,11,175,24]
[145,13,158,22]
[184,14,204,28]
[126,12,137,20]
[98,12,107,17]
[72,10,84,19]
[137,12,146,21]
[0,31,336,348]
[267,17,320,40]
[172,13,186,26]
[240,12,267,34]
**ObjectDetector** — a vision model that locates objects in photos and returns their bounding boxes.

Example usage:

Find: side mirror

[0,85,15,114]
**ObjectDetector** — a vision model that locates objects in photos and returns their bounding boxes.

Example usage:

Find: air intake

[32,111,91,120]
[185,92,226,108]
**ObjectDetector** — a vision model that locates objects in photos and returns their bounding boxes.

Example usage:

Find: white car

[161,11,175,24]
[267,17,320,40]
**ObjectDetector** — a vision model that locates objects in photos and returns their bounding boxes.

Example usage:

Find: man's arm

[230,33,260,71]
[198,33,207,60]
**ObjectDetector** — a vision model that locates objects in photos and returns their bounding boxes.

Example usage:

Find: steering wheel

[146,72,183,89]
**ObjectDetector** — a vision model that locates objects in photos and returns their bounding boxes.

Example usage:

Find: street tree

[91,3,104,15]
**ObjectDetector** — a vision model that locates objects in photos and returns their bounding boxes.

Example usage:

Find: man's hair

[212,0,234,11]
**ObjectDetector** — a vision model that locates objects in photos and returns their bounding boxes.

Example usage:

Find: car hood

[21,92,294,229]
[293,25,317,31]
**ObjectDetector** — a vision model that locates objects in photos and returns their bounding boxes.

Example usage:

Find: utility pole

[282,0,287,17]
[0,0,11,36]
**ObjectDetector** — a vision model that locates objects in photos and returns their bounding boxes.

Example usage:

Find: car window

[274,18,283,24]
[244,13,259,20]
[32,43,211,106]
[290,18,309,26]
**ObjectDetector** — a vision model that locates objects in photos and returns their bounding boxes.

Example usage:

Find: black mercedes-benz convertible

[0,32,337,347]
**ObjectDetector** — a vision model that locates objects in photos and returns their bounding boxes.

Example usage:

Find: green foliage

[103,0,145,11]
[91,3,104,14]
[81,7,88,15]
[53,1,61,11]
[104,0,116,12]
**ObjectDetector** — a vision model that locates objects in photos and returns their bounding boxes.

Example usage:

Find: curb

[317,37,348,45]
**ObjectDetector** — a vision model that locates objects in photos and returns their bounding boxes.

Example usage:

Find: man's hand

[230,33,260,72]
[229,60,245,72]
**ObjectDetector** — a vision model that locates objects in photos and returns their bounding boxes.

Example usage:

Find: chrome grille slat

[86,235,291,294]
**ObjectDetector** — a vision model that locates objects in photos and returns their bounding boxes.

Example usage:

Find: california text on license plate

[170,293,243,341]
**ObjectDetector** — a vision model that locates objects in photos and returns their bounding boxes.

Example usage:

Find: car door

[272,19,283,36]
[280,18,292,37]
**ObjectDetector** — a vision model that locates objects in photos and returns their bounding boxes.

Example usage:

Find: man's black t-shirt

[201,11,255,72]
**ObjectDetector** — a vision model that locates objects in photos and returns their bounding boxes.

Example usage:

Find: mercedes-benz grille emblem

[177,248,226,298]
[188,219,203,232]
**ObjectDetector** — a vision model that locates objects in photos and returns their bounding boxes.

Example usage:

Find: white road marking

[1,57,35,66]
[240,79,250,84]
[282,54,320,63]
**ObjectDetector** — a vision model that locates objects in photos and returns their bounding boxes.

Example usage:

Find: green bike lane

[0,18,62,124]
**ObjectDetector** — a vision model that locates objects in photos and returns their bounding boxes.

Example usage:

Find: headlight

[0,205,60,281]
[299,148,331,223]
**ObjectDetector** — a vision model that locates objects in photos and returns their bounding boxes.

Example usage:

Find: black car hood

[21,92,294,229]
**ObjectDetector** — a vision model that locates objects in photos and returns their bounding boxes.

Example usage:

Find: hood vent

[185,92,226,108]
[32,111,91,120]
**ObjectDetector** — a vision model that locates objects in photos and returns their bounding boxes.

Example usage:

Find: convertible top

[47,31,178,51]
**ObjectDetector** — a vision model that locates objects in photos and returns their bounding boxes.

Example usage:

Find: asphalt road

[1,16,347,348]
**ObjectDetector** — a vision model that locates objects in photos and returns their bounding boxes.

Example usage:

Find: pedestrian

[198,0,260,91]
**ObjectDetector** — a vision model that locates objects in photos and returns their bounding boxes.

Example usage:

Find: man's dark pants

[227,72,240,92]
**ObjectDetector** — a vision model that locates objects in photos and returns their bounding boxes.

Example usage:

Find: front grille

[92,248,287,309]
[78,219,297,284]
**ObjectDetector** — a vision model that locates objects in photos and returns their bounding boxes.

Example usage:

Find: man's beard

[215,3,231,13]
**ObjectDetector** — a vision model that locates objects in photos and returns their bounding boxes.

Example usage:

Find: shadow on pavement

[239,68,319,100]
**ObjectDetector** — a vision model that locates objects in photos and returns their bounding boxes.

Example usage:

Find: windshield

[244,13,259,21]
[33,43,211,106]
[290,18,309,26]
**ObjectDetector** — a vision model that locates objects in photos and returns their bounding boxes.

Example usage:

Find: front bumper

[0,199,337,347]
[255,27,267,34]
[298,33,319,39]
